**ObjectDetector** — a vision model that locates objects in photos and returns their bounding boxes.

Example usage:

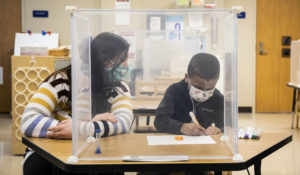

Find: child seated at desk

[154,53,224,136]
[21,32,132,175]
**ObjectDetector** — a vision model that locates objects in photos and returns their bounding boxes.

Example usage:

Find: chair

[153,75,182,83]
[292,88,300,129]
[135,79,171,100]
[133,80,172,133]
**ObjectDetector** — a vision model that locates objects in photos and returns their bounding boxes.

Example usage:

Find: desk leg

[146,116,150,125]
[292,89,296,129]
[214,171,222,175]
[254,160,261,175]
[291,113,295,129]
[295,90,300,128]
[135,114,139,130]
[297,113,299,128]
[52,165,63,175]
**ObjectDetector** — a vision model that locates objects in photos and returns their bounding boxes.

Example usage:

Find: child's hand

[180,123,207,136]
[92,112,118,123]
[46,119,72,139]
[206,126,221,135]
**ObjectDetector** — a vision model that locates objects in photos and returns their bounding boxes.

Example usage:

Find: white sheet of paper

[147,135,216,145]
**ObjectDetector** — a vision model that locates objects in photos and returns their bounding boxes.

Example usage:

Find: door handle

[259,42,267,55]
[8,48,14,55]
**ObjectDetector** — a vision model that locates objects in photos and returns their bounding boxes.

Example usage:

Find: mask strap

[187,75,195,115]
[187,75,191,86]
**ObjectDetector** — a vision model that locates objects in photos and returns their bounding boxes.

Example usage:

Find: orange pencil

[189,112,200,125]
[189,112,207,135]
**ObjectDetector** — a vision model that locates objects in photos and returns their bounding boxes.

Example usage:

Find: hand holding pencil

[179,112,207,136]
[189,112,200,125]
[189,112,221,135]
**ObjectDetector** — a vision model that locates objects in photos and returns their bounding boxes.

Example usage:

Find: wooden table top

[287,82,300,90]
[132,99,160,110]
[23,132,292,173]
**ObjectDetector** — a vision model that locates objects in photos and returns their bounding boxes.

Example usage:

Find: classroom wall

[22,0,256,110]
[101,0,174,9]
[224,0,256,109]
[22,0,101,45]
[101,0,224,9]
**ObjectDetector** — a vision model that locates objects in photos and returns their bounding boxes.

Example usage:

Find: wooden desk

[287,83,300,128]
[132,99,160,111]
[22,133,292,175]
[132,99,160,133]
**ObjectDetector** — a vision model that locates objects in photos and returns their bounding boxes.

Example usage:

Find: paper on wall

[118,31,136,60]
[165,15,184,40]
[115,0,130,26]
[150,16,161,31]
[14,33,59,56]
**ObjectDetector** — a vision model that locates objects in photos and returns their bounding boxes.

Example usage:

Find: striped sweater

[21,71,133,138]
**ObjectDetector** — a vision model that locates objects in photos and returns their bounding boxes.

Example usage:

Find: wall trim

[238,106,252,113]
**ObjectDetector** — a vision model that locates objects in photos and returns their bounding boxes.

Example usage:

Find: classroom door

[256,0,300,112]
[0,0,21,112]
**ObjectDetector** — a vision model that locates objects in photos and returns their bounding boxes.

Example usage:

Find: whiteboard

[14,33,59,56]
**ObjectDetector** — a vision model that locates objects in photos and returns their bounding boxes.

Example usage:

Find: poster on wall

[117,31,136,84]
[115,0,130,26]
[115,0,130,9]
[146,15,165,39]
[165,15,184,40]
[118,31,136,60]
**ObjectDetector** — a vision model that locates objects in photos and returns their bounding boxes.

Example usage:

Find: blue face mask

[102,65,128,87]
[114,65,129,80]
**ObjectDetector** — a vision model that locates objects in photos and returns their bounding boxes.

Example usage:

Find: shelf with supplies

[11,56,70,154]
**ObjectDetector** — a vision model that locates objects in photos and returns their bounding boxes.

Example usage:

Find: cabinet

[11,56,70,154]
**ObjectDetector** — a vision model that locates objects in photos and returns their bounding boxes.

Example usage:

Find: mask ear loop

[187,75,196,116]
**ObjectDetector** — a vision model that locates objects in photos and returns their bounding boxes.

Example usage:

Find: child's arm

[21,81,64,138]
[154,87,184,134]
[89,82,133,137]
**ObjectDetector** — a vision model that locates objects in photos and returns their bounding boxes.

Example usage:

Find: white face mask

[189,85,215,102]
[187,76,215,102]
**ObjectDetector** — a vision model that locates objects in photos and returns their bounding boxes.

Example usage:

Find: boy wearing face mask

[154,53,224,136]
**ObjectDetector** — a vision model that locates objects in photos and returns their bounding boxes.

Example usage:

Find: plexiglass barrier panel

[223,13,238,156]
[71,9,238,160]
[71,13,93,156]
